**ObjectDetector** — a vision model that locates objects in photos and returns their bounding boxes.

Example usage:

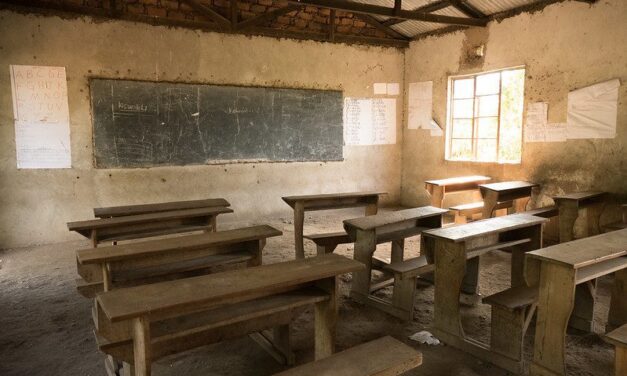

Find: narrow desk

[425,175,491,208]
[282,192,385,259]
[95,254,364,376]
[424,214,547,373]
[553,191,606,242]
[343,206,447,317]
[68,206,233,247]
[479,181,538,219]
[94,198,230,218]
[526,229,627,376]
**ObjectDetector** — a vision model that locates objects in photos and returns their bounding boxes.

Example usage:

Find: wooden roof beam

[449,0,485,18]
[288,0,487,27]
[181,0,230,28]
[382,0,451,27]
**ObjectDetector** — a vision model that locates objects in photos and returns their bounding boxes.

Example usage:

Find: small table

[282,192,385,259]
[343,206,447,316]
[526,229,627,376]
[479,181,538,219]
[425,214,547,373]
[553,191,607,242]
[424,175,491,208]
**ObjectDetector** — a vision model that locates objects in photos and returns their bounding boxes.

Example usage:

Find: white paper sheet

[429,119,443,137]
[387,83,400,96]
[567,79,620,139]
[524,102,548,143]
[545,123,567,142]
[373,83,387,95]
[408,81,433,129]
[10,65,71,168]
[344,98,396,145]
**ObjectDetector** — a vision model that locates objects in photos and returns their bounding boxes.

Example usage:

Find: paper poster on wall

[10,65,71,169]
[408,81,433,129]
[373,83,387,95]
[344,98,396,145]
[387,83,400,96]
[524,102,548,143]
[567,79,620,139]
[545,123,567,142]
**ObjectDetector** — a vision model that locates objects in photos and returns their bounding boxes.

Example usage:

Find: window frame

[445,66,525,164]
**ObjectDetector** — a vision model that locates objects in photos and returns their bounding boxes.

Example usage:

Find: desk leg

[294,202,305,259]
[558,202,578,243]
[461,257,480,295]
[482,191,499,219]
[570,281,595,332]
[514,197,531,213]
[530,263,576,376]
[350,230,376,301]
[585,203,604,237]
[608,268,627,331]
[433,241,466,338]
[314,277,337,359]
[391,239,404,263]
[132,317,151,376]
[430,186,445,208]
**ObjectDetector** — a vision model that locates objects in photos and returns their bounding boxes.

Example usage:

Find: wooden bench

[604,204,627,232]
[274,336,422,376]
[424,175,491,208]
[522,205,558,218]
[553,191,607,242]
[75,225,282,296]
[526,229,627,376]
[68,206,233,247]
[93,254,364,376]
[449,200,512,224]
[343,206,447,319]
[303,231,352,255]
[282,191,385,259]
[479,181,538,219]
[604,324,627,376]
[94,198,230,218]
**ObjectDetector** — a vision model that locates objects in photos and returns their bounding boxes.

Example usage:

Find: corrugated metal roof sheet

[466,0,536,15]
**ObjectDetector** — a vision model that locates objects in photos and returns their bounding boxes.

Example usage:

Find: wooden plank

[553,191,606,202]
[527,229,627,268]
[97,254,364,322]
[282,191,385,207]
[94,198,230,218]
[604,324,627,347]
[343,206,447,232]
[523,206,558,218]
[575,257,627,284]
[423,214,547,242]
[483,285,538,309]
[77,225,281,264]
[425,175,491,188]
[274,336,422,376]
[479,180,538,192]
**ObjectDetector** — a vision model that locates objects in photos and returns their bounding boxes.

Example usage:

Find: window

[446,67,525,163]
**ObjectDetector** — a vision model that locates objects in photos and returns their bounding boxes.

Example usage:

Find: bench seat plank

[605,324,627,347]
[523,206,558,218]
[303,232,351,246]
[274,336,422,376]
[94,198,231,218]
[97,254,364,322]
[483,285,538,309]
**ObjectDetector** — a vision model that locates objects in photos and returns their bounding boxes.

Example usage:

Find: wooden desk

[424,214,547,373]
[479,181,538,219]
[424,175,491,208]
[282,192,385,259]
[95,254,364,376]
[76,225,282,292]
[343,206,447,316]
[553,191,606,242]
[526,229,627,376]
[94,198,230,220]
[68,206,233,247]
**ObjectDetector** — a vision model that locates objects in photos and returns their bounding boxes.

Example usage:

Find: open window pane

[476,95,499,117]
[450,139,473,160]
[477,139,497,162]
[452,119,473,138]
[453,79,474,99]
[477,117,498,138]
[476,72,501,96]
[453,99,474,118]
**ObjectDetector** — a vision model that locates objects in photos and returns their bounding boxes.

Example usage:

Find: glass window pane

[476,72,501,96]
[477,139,497,162]
[450,139,473,160]
[453,79,474,99]
[453,99,474,118]
[498,69,525,163]
[476,95,499,117]
[452,119,473,138]
[477,117,498,138]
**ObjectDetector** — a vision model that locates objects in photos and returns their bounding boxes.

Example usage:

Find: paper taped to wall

[10,65,71,169]
[524,102,548,143]
[344,98,396,145]
[374,83,387,95]
[545,123,567,142]
[567,79,619,139]
[387,83,400,96]
[408,81,433,130]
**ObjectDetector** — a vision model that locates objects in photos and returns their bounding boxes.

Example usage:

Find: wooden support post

[481,190,499,219]
[102,262,112,292]
[461,255,480,295]
[558,201,579,243]
[608,268,627,331]
[429,186,445,208]
[569,281,596,332]
[433,241,466,338]
[350,229,376,301]
[294,201,305,259]
[391,239,404,263]
[365,196,379,216]
[132,317,151,376]
[391,275,415,321]
[273,325,295,366]
[490,305,526,361]
[314,277,337,359]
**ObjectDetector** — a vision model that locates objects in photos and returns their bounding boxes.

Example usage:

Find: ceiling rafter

[180,0,230,28]
[449,0,485,18]
[234,4,301,31]
[382,0,450,27]
[354,13,409,40]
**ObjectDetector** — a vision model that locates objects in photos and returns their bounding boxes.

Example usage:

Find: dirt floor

[0,208,616,375]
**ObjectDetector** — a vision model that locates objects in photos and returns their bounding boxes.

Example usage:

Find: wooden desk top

[423,214,547,243]
[97,253,364,322]
[479,181,538,193]
[527,228,627,269]
[604,324,627,348]
[282,191,386,207]
[77,225,282,265]
[68,206,233,232]
[552,191,606,202]
[343,206,447,232]
[94,198,230,218]
[425,175,491,187]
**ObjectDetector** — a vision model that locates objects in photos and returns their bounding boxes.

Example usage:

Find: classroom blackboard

[90,79,344,168]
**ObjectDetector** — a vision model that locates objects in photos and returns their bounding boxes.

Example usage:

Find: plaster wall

[401,0,627,222]
[0,10,404,248]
